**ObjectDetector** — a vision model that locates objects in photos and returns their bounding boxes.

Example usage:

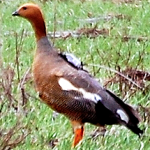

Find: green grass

[0,0,150,149]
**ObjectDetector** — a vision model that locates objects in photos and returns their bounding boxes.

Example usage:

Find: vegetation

[0,0,150,149]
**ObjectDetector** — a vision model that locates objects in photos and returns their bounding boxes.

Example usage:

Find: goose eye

[22,7,27,10]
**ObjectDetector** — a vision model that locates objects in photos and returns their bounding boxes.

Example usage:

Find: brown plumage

[12,3,143,147]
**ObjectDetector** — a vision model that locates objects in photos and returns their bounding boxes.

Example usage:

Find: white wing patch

[58,78,102,103]
[117,109,129,123]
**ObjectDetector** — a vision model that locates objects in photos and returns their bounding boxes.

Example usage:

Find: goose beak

[12,10,19,16]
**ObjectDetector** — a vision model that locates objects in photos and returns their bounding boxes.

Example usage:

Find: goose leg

[71,121,84,148]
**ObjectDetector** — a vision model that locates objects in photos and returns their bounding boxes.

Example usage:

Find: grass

[0,0,150,149]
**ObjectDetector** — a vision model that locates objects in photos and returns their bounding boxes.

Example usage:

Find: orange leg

[71,121,84,148]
